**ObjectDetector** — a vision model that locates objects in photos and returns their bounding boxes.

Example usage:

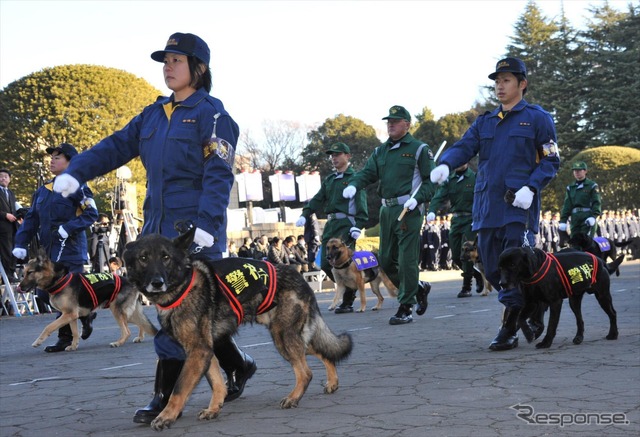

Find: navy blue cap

[46,143,77,160]
[488,57,527,80]
[151,32,210,65]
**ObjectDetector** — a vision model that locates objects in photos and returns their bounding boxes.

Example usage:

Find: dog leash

[55,237,67,262]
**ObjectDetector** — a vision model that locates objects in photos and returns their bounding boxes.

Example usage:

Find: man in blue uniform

[431,58,560,350]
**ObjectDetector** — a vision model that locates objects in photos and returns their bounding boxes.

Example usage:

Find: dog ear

[174,226,196,251]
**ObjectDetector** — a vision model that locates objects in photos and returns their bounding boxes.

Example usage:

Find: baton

[397,141,447,221]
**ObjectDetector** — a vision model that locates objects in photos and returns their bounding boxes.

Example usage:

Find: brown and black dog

[461,239,492,296]
[324,238,397,312]
[498,247,623,349]
[19,249,157,351]
[123,229,353,431]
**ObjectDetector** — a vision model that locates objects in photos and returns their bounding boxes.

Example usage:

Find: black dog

[499,247,623,349]
[568,232,626,276]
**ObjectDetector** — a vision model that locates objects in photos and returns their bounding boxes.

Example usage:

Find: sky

[0,0,632,142]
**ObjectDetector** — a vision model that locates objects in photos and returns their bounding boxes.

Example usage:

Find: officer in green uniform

[426,163,484,298]
[343,105,434,325]
[559,161,602,237]
[296,142,368,313]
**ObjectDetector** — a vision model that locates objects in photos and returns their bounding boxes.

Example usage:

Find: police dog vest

[213,258,277,325]
[46,272,123,310]
[352,251,379,271]
[593,237,611,252]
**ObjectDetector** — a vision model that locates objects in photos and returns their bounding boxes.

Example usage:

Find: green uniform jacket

[560,177,602,233]
[428,167,476,216]
[302,165,367,228]
[349,133,435,205]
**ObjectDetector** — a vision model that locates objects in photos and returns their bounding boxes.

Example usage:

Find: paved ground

[1,261,638,437]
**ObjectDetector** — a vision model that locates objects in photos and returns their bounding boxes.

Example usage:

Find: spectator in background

[267,236,288,265]
[283,235,304,272]
[253,235,269,260]
[295,235,309,273]
[237,237,253,258]
[0,168,19,283]
[228,241,238,257]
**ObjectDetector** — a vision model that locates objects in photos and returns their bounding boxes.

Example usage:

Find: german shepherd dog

[324,238,397,312]
[568,232,626,276]
[19,249,157,351]
[123,229,353,431]
[461,239,492,296]
[498,247,623,349]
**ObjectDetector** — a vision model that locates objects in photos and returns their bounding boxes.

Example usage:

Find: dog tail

[377,270,398,297]
[614,240,632,248]
[310,318,353,363]
[606,255,625,276]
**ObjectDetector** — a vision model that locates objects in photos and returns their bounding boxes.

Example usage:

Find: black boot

[457,276,472,298]
[389,304,413,325]
[80,311,97,340]
[415,281,431,315]
[133,359,184,424]
[473,270,485,294]
[335,287,356,313]
[216,337,257,402]
[489,307,521,351]
[44,323,73,353]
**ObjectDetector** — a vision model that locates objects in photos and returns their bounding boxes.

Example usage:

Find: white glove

[12,248,27,260]
[512,186,534,210]
[426,212,436,222]
[194,228,214,247]
[57,225,68,239]
[349,227,361,240]
[53,173,80,198]
[430,164,449,184]
[585,217,596,227]
[559,223,567,232]
[428,245,434,249]
[295,216,306,227]
[343,185,357,199]
[423,244,428,248]
[403,198,418,211]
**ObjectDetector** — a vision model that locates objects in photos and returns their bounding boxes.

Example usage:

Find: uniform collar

[384,132,413,147]
[489,99,528,118]
[334,164,354,178]
[159,87,208,108]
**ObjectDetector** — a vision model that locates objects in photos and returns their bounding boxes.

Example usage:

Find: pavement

[1,261,638,437]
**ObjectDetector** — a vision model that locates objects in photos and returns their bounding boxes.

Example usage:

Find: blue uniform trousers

[477,223,535,308]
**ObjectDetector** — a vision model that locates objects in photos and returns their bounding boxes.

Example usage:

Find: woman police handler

[53,32,256,423]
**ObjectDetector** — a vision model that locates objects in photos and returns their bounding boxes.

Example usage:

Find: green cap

[571,161,588,170]
[382,105,411,121]
[325,142,351,155]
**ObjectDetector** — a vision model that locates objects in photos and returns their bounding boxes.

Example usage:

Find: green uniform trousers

[378,204,422,305]
[449,217,477,284]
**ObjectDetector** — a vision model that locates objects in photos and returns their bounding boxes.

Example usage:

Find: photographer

[90,213,112,273]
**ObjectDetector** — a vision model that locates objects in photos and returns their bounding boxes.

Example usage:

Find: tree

[239,120,307,173]
[581,3,640,148]
[0,64,161,215]
[548,146,640,211]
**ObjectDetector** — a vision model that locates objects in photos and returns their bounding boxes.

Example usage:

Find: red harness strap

[46,273,73,295]
[156,269,197,311]
[523,252,599,298]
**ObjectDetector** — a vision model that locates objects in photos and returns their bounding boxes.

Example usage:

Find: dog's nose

[151,277,165,289]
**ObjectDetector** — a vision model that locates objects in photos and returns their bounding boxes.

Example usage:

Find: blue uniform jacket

[64,88,239,255]
[439,99,559,233]
[15,180,97,263]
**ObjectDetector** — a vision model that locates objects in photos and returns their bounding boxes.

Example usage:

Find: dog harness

[214,258,277,325]
[593,236,611,252]
[46,272,123,310]
[522,252,599,297]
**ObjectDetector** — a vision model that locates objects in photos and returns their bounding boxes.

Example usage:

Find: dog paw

[197,408,220,421]
[327,305,336,311]
[151,416,174,431]
[356,308,365,313]
[133,336,143,343]
[481,291,489,297]
[32,340,42,347]
[65,345,78,351]
[606,332,618,340]
[109,342,122,348]
[372,307,380,311]
[535,340,552,349]
[573,335,584,345]
[324,382,339,394]
[279,397,299,409]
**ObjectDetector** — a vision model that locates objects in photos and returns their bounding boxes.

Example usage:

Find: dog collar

[333,258,353,270]
[46,273,74,295]
[156,269,197,310]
